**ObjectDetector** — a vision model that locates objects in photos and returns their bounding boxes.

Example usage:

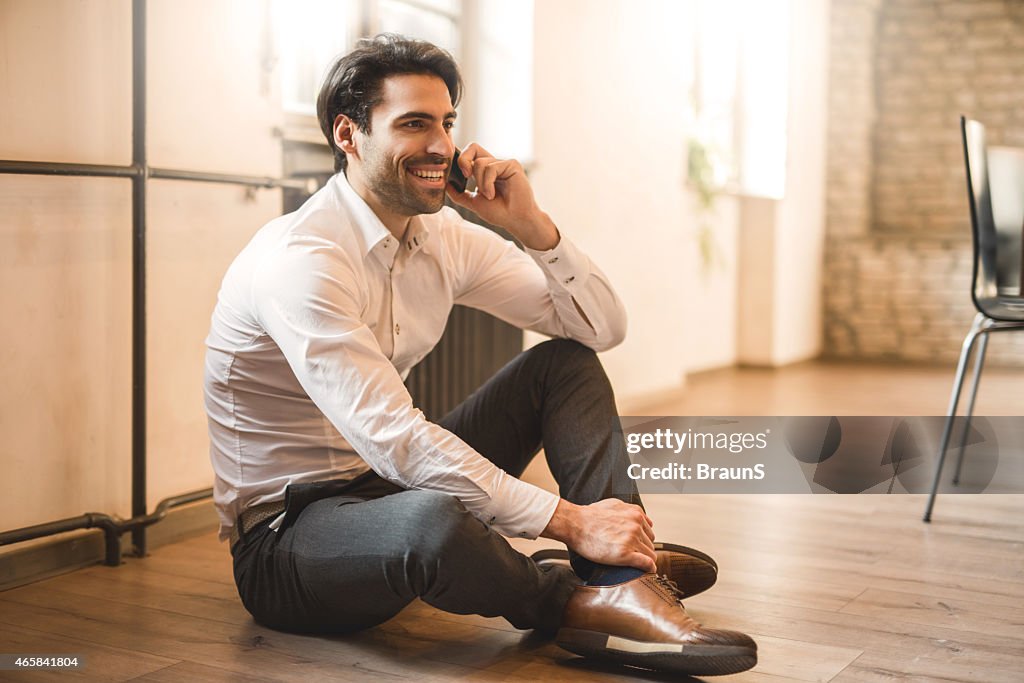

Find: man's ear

[333,114,359,158]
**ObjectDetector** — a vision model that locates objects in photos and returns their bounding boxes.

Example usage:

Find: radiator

[405,304,522,421]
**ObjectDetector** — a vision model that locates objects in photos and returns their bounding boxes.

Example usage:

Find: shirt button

[563,276,575,284]
[394,323,401,335]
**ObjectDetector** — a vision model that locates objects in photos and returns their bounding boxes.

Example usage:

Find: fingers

[625,504,656,543]
[625,505,656,567]
[476,160,502,200]
[641,516,655,542]
[626,551,658,573]
[446,183,488,206]
[474,159,521,200]
[571,499,660,575]
[456,143,525,201]
[457,142,492,178]
[639,525,656,551]
[637,529,656,560]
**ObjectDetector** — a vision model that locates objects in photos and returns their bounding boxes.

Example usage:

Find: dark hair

[316,34,464,172]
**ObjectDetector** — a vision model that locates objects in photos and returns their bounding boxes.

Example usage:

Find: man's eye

[444,121,455,130]
[404,121,424,128]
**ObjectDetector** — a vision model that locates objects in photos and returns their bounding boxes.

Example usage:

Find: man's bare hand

[541,499,657,573]
[445,142,559,251]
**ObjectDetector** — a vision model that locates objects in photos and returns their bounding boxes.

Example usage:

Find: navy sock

[584,565,645,586]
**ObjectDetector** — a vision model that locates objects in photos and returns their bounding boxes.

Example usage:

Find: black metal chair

[923,117,1024,522]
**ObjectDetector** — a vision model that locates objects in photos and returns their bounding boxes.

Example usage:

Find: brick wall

[824,0,1024,366]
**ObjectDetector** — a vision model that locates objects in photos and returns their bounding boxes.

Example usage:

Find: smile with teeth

[408,167,445,183]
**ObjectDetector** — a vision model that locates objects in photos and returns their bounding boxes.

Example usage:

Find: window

[273,0,462,118]
[690,0,789,199]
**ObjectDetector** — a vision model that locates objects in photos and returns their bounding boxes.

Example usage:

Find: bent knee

[532,338,600,368]
[400,490,465,520]
[395,491,476,550]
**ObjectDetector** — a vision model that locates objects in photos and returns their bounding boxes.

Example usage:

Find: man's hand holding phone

[446,143,560,251]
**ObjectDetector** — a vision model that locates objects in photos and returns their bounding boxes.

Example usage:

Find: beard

[361,144,447,217]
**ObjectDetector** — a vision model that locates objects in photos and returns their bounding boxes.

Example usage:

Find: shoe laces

[653,573,687,603]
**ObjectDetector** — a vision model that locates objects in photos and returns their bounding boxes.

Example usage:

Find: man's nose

[426,128,454,158]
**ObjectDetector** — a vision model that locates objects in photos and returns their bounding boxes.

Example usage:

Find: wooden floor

[2,362,1023,682]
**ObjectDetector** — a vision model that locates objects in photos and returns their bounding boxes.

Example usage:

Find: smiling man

[203,34,756,676]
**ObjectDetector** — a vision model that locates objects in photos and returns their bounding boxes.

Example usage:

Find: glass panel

[274,0,354,115]
[377,0,459,57]
[396,0,460,13]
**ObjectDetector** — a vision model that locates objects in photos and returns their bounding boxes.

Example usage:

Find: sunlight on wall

[737,1,789,198]
[692,0,790,199]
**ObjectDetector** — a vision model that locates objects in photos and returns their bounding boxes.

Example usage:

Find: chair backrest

[988,145,1024,295]
[960,117,1024,319]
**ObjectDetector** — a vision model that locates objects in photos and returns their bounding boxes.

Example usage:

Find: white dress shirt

[204,172,627,542]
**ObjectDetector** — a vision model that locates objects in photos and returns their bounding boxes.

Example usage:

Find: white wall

[0,0,282,531]
[772,0,828,365]
[684,195,740,374]
[737,196,778,364]
[737,0,830,366]
[531,0,742,402]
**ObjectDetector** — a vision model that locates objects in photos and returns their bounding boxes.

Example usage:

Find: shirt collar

[331,172,432,268]
[403,216,431,257]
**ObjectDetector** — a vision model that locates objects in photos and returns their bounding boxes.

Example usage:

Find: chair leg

[951,331,989,486]
[923,314,987,522]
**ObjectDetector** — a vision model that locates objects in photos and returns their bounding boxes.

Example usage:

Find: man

[204,34,756,676]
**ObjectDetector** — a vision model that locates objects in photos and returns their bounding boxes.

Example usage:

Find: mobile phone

[448,148,469,193]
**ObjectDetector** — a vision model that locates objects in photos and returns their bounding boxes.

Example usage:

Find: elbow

[592,310,627,352]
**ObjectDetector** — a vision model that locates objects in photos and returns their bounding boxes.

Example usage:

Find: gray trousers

[231,339,643,634]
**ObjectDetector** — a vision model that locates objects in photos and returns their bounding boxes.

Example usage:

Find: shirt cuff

[525,235,592,295]
[483,473,561,539]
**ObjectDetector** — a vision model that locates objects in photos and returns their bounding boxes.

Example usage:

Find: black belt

[229,500,285,549]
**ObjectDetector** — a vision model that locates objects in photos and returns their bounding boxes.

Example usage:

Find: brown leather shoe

[557,573,757,676]
[532,542,718,598]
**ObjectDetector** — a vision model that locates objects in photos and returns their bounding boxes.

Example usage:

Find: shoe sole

[532,542,719,597]
[653,542,718,596]
[556,627,757,676]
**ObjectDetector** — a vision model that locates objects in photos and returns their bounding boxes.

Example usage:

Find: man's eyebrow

[394,111,458,122]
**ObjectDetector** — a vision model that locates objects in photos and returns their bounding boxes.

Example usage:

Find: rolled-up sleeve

[252,235,560,538]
